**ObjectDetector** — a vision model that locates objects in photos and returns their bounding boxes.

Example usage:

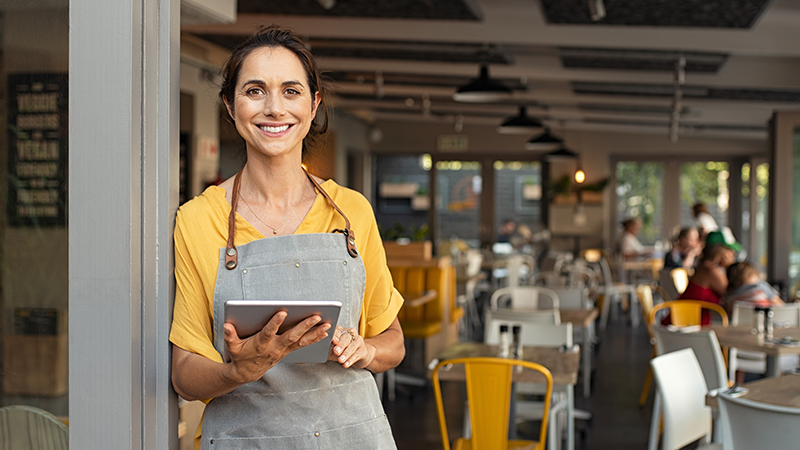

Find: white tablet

[223,299,342,364]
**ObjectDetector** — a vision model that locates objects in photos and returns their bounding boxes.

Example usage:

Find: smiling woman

[169,25,404,450]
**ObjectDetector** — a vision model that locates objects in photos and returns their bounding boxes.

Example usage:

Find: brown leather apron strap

[303,168,359,258]
[224,168,358,271]
[224,171,243,270]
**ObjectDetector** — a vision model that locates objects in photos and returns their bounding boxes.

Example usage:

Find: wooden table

[430,342,580,450]
[709,325,800,377]
[707,373,800,408]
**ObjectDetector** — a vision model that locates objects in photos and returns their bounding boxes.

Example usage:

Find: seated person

[673,244,736,325]
[664,227,702,269]
[617,217,646,260]
[692,203,719,239]
[497,219,516,243]
[725,261,784,308]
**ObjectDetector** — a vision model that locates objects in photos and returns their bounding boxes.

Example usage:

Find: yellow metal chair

[649,300,728,328]
[669,268,690,296]
[433,357,553,450]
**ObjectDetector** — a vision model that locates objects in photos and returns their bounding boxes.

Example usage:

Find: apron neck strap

[224,171,243,270]
[224,167,358,271]
[303,167,359,259]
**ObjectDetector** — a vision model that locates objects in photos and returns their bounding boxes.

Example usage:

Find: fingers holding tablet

[331,326,373,369]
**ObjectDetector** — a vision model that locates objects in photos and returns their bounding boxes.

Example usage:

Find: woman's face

[226,46,320,159]
[719,248,736,268]
[679,229,699,248]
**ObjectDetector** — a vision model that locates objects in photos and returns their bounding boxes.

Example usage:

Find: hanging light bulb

[452,64,512,103]
[575,168,586,184]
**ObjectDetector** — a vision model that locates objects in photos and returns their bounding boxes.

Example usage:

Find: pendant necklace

[239,188,302,235]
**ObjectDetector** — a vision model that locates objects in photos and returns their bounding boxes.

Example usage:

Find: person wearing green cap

[673,244,737,325]
[705,229,744,253]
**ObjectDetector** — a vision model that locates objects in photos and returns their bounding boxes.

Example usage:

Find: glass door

[615,161,664,245]
[493,160,542,251]
[679,161,730,234]
[1,3,69,418]
[435,160,482,248]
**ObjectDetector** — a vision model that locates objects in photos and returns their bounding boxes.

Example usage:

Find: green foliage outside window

[679,161,729,208]
[616,162,663,244]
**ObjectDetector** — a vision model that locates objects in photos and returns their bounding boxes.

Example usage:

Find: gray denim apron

[200,171,396,450]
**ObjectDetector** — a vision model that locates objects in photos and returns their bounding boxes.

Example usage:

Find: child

[725,261,784,308]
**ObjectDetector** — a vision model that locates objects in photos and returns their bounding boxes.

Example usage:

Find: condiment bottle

[498,324,511,358]
[512,325,522,360]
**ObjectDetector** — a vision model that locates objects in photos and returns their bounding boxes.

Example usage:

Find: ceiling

[181,0,800,144]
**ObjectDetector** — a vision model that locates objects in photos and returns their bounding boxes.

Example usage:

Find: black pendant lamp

[543,147,578,161]
[525,128,564,151]
[452,64,512,103]
[497,106,543,134]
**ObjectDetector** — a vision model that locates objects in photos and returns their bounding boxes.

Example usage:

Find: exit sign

[437,134,468,152]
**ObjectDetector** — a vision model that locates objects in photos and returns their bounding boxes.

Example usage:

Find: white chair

[654,327,729,442]
[484,318,574,450]
[648,348,721,450]
[490,286,560,310]
[0,405,69,450]
[729,302,800,380]
[493,254,536,288]
[717,391,800,450]
[653,327,728,392]
[485,307,561,329]
[580,249,638,329]
[546,286,592,310]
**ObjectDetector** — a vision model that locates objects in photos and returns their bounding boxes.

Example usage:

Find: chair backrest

[485,307,561,328]
[659,270,679,301]
[390,265,446,334]
[580,248,615,287]
[649,300,729,327]
[464,249,484,277]
[504,254,535,287]
[731,302,800,327]
[637,284,657,339]
[0,405,68,450]
[432,357,553,450]
[484,317,573,348]
[670,268,689,295]
[546,286,590,310]
[490,286,560,310]
[717,391,800,450]
[650,348,713,450]
[653,327,728,391]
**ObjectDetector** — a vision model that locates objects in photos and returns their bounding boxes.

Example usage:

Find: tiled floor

[385,312,656,450]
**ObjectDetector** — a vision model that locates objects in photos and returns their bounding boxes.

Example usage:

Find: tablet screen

[223,299,342,364]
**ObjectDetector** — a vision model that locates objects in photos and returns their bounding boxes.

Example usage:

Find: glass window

[493,160,542,240]
[790,128,800,297]
[1,4,69,418]
[373,154,431,242]
[615,161,664,245]
[679,161,729,232]
[435,160,481,247]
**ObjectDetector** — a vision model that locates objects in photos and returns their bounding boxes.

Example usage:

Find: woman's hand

[329,326,375,369]
[224,312,332,383]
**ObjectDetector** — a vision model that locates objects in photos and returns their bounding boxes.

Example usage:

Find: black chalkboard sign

[7,73,68,227]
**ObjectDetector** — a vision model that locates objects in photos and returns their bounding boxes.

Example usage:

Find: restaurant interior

[3,0,800,449]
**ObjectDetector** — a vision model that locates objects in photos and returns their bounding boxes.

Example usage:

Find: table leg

[583,322,593,398]
[508,382,517,439]
[766,355,779,377]
[567,385,575,450]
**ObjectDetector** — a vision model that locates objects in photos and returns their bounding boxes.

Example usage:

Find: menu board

[7,73,68,227]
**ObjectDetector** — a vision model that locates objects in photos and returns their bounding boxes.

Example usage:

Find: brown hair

[218,25,329,155]
[692,203,708,216]
[726,261,760,293]
[699,244,732,265]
